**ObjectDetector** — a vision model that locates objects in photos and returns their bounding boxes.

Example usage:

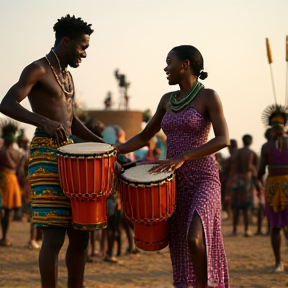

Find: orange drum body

[119,164,176,251]
[57,142,116,230]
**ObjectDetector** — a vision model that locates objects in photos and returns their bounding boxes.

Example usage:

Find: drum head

[58,142,114,154]
[121,164,172,183]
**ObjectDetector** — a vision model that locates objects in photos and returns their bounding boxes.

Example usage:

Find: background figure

[102,125,135,263]
[256,128,272,236]
[230,134,258,237]
[0,121,22,247]
[17,129,43,249]
[258,104,288,272]
[220,139,238,220]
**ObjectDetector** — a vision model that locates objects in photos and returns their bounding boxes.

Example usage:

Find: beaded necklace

[169,81,204,112]
[51,49,68,78]
[45,51,74,99]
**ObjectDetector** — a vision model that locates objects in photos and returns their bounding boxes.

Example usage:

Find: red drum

[119,164,176,251]
[57,142,116,230]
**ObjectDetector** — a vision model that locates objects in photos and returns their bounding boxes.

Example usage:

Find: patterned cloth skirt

[28,129,73,228]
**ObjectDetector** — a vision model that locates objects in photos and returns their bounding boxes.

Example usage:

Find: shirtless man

[0,15,103,288]
[231,134,258,236]
[0,121,22,247]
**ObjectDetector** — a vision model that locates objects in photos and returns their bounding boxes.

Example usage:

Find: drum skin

[57,143,116,230]
[119,171,176,251]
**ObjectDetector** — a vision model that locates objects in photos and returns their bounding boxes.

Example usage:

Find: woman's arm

[117,94,168,154]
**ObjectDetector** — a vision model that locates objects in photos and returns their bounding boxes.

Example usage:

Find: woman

[116,45,230,288]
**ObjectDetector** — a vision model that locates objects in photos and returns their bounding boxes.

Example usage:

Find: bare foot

[0,239,12,247]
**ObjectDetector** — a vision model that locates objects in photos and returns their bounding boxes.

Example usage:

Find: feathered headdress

[261,104,288,129]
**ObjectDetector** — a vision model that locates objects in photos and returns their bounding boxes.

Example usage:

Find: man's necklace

[45,50,74,100]
[169,81,204,112]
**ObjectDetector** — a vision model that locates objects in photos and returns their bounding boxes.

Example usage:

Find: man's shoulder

[22,57,47,75]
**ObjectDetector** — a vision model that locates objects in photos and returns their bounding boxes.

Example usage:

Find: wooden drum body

[57,142,116,230]
[119,164,176,251]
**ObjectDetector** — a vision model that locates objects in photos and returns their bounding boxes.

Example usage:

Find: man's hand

[41,119,68,146]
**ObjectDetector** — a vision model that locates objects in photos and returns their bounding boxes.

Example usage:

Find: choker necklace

[45,50,74,99]
[169,81,204,112]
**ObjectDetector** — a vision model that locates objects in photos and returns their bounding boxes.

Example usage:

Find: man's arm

[0,63,65,137]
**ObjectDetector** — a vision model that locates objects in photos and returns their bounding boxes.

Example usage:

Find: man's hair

[230,139,238,149]
[242,134,252,145]
[53,14,94,44]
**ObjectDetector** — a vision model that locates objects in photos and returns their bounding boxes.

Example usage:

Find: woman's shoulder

[159,91,174,107]
[202,88,218,97]
[201,88,222,105]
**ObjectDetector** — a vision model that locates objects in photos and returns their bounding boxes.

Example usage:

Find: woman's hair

[53,14,94,44]
[171,45,208,80]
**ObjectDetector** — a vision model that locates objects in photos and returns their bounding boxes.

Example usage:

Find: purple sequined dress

[161,107,229,288]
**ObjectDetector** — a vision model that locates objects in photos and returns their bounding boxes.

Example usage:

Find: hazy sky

[0,0,288,156]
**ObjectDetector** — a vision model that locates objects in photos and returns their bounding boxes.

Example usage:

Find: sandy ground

[0,216,288,288]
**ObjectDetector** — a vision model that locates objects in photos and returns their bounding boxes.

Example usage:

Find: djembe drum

[119,163,176,251]
[57,142,116,230]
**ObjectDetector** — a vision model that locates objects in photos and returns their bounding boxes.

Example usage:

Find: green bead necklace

[169,81,204,112]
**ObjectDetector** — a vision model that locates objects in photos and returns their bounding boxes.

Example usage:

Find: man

[0,121,22,247]
[230,134,258,236]
[258,104,288,272]
[0,15,103,288]
[221,139,238,220]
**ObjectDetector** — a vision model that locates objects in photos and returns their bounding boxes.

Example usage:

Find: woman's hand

[149,154,185,174]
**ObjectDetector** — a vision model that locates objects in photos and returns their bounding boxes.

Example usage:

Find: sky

[0,0,288,157]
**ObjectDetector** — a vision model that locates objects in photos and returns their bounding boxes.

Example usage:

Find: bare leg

[39,227,66,288]
[243,208,251,236]
[121,214,134,252]
[100,228,107,256]
[89,231,95,256]
[187,212,207,288]
[256,204,264,234]
[271,227,281,266]
[66,227,89,288]
[0,208,13,245]
[232,208,239,235]
[104,215,118,262]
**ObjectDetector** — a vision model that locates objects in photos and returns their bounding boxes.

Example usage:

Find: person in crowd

[102,125,136,263]
[255,128,272,236]
[0,15,104,288]
[257,104,288,272]
[116,45,230,288]
[230,134,258,237]
[0,121,22,247]
[17,129,43,249]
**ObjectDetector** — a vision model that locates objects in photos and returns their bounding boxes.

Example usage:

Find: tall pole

[285,36,288,107]
[266,38,277,104]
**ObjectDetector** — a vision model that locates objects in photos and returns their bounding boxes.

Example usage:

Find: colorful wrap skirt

[28,129,73,228]
[265,175,288,213]
[231,174,254,209]
[0,168,22,210]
